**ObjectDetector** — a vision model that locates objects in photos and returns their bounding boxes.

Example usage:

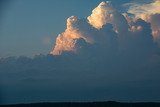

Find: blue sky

[1,0,160,104]
[0,0,132,57]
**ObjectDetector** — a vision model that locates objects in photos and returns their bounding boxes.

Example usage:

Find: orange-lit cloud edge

[50,1,160,55]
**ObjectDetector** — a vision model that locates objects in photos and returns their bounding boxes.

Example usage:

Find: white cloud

[87,1,114,29]
[50,16,95,55]
[51,1,129,55]
[127,0,160,16]
[127,0,160,43]
[87,1,129,33]
[1,1,160,104]
[50,1,159,55]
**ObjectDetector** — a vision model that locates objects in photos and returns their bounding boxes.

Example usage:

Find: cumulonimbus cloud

[1,1,160,104]
[50,1,159,55]
[127,0,160,43]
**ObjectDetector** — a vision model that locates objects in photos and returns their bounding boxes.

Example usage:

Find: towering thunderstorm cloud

[0,1,160,104]
[50,1,160,55]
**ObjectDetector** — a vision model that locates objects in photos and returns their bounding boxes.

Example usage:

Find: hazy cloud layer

[0,1,160,104]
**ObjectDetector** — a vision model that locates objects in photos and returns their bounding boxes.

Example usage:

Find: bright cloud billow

[50,1,159,55]
[127,0,160,44]
[1,1,160,104]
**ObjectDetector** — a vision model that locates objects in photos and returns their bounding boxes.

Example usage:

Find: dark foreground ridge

[1,101,160,107]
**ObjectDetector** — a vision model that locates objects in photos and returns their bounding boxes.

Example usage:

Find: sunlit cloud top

[127,0,160,42]
[127,0,160,17]
[50,1,160,55]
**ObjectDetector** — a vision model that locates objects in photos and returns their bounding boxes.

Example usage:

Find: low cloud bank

[0,1,160,105]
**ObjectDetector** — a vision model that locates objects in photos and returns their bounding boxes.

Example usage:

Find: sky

[0,0,160,105]
[0,0,133,57]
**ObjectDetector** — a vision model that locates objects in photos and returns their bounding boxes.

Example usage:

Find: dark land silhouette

[1,101,160,107]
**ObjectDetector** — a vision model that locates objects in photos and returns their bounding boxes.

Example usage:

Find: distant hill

[1,101,160,107]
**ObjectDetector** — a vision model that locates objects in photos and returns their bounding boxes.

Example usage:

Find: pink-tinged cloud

[127,0,160,43]
[50,1,159,55]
